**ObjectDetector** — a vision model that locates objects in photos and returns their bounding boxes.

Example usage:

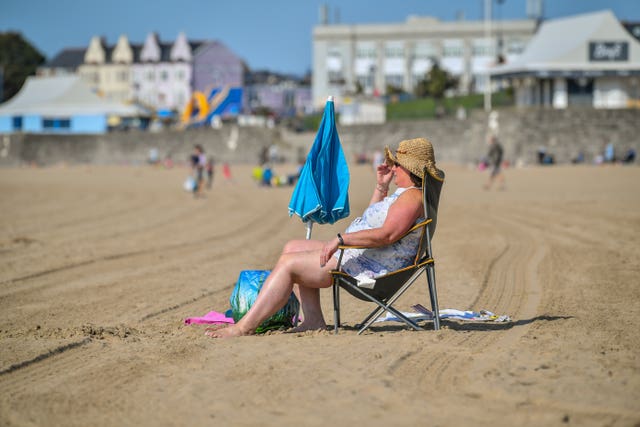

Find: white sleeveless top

[337,187,424,278]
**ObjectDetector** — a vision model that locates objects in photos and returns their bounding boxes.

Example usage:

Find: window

[507,39,526,55]
[328,70,345,85]
[160,70,169,81]
[12,116,23,130]
[443,40,464,57]
[327,48,343,84]
[413,41,437,60]
[385,42,404,58]
[472,39,493,57]
[356,44,377,59]
[147,70,155,82]
[43,118,71,130]
[83,71,99,84]
[385,75,403,88]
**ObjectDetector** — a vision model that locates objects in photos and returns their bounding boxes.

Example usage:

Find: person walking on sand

[206,156,215,189]
[191,145,207,197]
[484,135,505,190]
[222,162,233,183]
[206,137,444,338]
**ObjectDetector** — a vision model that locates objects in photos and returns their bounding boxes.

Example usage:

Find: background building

[491,10,640,109]
[312,12,537,107]
[0,75,146,134]
[130,32,196,115]
[38,33,245,117]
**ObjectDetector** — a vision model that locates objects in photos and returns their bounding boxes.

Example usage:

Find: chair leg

[426,265,440,330]
[358,303,423,335]
[332,282,340,334]
[357,301,388,329]
[337,273,425,334]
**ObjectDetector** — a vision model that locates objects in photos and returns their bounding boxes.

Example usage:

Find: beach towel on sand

[374,304,511,323]
[184,311,235,325]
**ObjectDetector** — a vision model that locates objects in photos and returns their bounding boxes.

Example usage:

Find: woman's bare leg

[283,240,327,327]
[288,285,326,332]
[208,241,336,338]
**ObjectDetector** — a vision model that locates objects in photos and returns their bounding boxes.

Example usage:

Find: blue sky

[1,0,639,76]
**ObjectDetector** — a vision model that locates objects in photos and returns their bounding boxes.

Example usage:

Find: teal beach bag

[229,270,300,333]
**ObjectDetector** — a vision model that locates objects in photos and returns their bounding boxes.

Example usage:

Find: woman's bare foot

[204,323,231,335]
[205,324,253,338]
[287,321,327,333]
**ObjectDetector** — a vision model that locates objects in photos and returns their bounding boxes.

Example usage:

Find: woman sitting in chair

[207,138,444,338]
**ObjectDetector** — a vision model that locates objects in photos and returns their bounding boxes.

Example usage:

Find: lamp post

[496,0,505,60]
[484,0,493,111]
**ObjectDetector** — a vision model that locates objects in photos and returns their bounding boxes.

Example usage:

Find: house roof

[0,75,146,117]
[491,10,640,78]
[46,48,86,69]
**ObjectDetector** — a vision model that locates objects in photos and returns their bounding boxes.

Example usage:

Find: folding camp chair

[331,167,444,335]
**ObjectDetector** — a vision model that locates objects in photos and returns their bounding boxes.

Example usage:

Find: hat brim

[384,146,426,179]
[384,146,396,168]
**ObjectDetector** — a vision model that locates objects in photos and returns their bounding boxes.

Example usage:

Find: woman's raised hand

[376,163,394,189]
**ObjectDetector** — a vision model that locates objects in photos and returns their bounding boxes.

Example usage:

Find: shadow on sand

[333,315,573,333]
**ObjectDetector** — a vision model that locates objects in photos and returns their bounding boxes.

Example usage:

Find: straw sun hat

[385,137,444,181]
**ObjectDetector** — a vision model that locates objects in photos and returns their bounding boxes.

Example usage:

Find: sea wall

[1,108,638,167]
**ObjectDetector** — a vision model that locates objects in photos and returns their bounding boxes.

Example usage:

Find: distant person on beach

[148,147,159,165]
[623,147,636,164]
[572,151,585,164]
[222,162,233,183]
[206,156,215,189]
[537,146,546,165]
[604,141,616,163]
[484,135,505,190]
[205,137,444,338]
[191,145,206,197]
[259,146,269,165]
[261,164,273,186]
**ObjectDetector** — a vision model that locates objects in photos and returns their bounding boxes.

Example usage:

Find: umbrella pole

[290,221,314,327]
[305,221,314,240]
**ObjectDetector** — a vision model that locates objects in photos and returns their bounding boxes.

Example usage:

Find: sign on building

[588,41,629,61]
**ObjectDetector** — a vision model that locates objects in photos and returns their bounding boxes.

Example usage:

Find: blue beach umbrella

[288,96,350,239]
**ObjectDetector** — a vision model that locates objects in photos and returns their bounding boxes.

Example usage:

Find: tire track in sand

[385,208,547,393]
[0,200,296,379]
[0,202,285,296]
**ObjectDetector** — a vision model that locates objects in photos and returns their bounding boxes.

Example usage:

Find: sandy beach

[0,161,639,426]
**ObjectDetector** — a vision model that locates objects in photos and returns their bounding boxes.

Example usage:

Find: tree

[414,60,458,99]
[0,32,46,102]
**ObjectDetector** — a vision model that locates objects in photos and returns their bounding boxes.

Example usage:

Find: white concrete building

[312,15,537,107]
[491,10,640,109]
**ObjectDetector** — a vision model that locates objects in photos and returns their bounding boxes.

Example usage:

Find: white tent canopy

[491,10,640,77]
[0,75,146,117]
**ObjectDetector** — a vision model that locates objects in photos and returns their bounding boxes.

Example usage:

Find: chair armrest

[405,218,432,235]
[336,218,432,251]
[334,218,432,272]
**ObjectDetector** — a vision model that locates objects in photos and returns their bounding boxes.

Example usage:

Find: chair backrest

[412,168,444,264]
[423,169,444,238]
[333,169,444,302]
